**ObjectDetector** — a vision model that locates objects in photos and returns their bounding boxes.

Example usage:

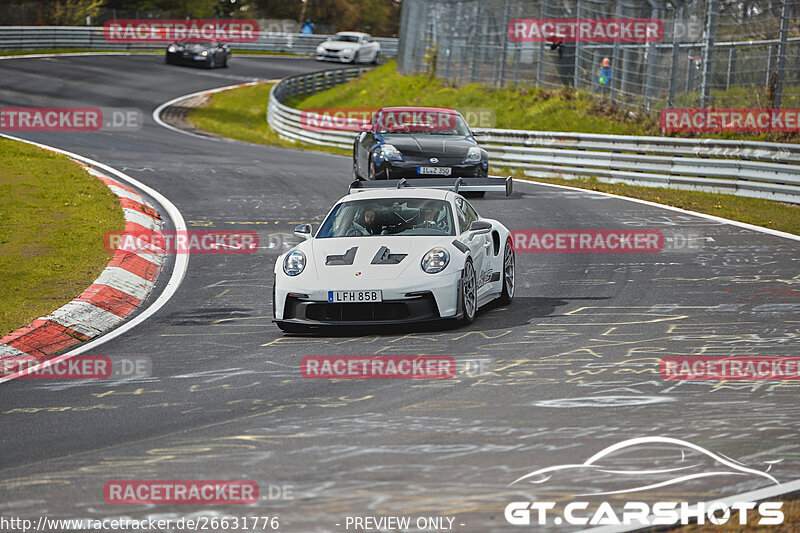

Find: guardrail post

[765,44,775,87]
[536,0,547,88]
[725,47,735,90]
[573,0,582,89]
[774,0,790,108]
[667,6,683,108]
[498,0,511,88]
[700,0,719,108]
[610,0,624,103]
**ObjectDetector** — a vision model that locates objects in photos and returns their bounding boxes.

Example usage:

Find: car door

[454,196,489,294]
[356,113,377,177]
[363,35,378,60]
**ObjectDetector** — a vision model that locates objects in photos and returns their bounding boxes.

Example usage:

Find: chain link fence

[397,0,800,112]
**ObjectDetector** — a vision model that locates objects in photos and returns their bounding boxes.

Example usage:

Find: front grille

[283,293,440,324]
[306,302,410,321]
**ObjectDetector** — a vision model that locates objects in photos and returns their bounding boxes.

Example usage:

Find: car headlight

[342,48,353,54]
[465,146,482,163]
[283,250,306,276]
[201,50,208,56]
[316,45,324,53]
[421,248,450,274]
[379,144,403,161]
[167,45,177,53]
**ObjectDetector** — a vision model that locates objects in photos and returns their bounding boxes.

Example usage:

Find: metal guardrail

[268,69,800,204]
[0,26,398,56]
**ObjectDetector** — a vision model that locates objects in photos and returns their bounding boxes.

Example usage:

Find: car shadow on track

[279,296,611,337]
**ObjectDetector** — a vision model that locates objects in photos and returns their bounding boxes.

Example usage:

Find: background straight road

[1,55,799,531]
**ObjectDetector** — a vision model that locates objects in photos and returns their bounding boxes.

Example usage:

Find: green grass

[186,83,350,156]
[287,61,661,136]
[0,138,125,336]
[509,173,800,235]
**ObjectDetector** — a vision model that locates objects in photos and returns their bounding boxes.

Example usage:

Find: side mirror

[467,220,492,238]
[359,123,372,132]
[294,224,313,240]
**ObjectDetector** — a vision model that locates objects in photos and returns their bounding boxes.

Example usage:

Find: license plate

[418,166,452,175]
[193,55,204,60]
[328,290,382,303]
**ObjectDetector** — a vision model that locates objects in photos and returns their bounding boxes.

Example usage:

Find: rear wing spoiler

[348,176,513,196]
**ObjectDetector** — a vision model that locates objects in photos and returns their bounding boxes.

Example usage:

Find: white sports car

[315,32,380,64]
[273,178,514,333]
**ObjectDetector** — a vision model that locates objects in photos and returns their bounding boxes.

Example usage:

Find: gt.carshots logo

[504,437,784,527]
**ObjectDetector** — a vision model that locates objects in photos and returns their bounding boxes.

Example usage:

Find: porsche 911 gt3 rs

[273,178,514,333]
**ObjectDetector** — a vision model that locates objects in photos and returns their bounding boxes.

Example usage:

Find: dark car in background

[165,42,230,68]
[353,107,489,182]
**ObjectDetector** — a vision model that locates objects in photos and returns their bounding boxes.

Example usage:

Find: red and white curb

[0,162,165,364]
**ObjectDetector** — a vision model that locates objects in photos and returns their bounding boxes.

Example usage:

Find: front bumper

[166,52,209,66]
[274,270,462,325]
[374,159,488,180]
[316,50,354,62]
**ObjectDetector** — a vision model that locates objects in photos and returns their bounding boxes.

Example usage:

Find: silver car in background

[316,32,380,64]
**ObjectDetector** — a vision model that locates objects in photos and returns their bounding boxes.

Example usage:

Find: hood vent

[326,246,357,265]
[371,246,407,265]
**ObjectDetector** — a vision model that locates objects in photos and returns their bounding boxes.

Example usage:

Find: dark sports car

[353,107,489,181]
[165,42,230,68]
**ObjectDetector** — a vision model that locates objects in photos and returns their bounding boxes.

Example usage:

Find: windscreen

[317,198,455,238]
[331,35,360,43]
[374,110,471,136]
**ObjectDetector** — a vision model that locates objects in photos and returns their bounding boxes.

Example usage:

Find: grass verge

[186,83,349,156]
[0,138,125,336]
[185,61,799,237]
[288,61,800,143]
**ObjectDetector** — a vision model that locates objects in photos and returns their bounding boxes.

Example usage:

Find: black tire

[352,51,360,64]
[459,259,477,325]
[367,155,378,180]
[223,54,230,68]
[372,50,380,64]
[353,158,362,181]
[498,237,515,305]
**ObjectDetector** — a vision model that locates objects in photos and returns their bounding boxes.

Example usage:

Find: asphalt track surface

[1,55,799,532]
